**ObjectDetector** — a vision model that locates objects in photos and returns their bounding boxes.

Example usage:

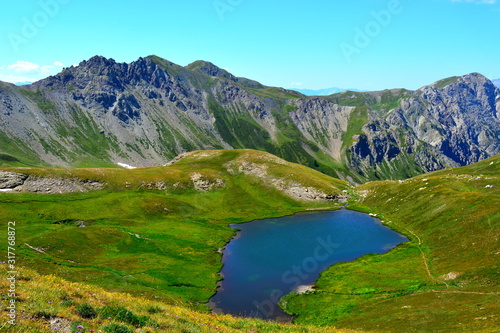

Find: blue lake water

[208,208,408,321]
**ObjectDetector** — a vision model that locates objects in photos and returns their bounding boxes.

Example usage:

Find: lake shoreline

[208,208,409,321]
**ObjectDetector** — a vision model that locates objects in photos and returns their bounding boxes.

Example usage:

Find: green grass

[283,154,500,332]
[248,87,303,100]
[207,97,344,178]
[341,106,368,152]
[0,265,352,332]
[19,88,57,114]
[0,150,347,311]
[434,76,460,89]
[147,55,186,77]
[1,149,498,332]
[0,130,45,167]
[2,67,449,183]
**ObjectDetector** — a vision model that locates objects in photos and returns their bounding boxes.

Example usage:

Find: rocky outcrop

[0,171,28,188]
[290,99,354,160]
[348,73,500,180]
[190,173,225,191]
[273,180,337,201]
[0,171,103,193]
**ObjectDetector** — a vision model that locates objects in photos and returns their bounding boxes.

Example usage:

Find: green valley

[283,154,500,332]
[0,150,498,332]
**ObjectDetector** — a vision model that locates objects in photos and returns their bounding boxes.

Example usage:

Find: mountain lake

[208,208,409,321]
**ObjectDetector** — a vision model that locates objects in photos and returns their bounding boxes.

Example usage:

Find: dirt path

[430,290,500,295]
[393,223,443,285]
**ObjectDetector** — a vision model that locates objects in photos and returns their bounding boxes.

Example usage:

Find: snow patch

[117,163,136,169]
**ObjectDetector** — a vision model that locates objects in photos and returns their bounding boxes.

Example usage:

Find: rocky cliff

[0,55,499,183]
[346,74,500,180]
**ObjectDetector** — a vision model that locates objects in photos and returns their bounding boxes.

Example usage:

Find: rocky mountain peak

[78,55,119,71]
[458,72,497,91]
[1,55,499,184]
[187,60,236,81]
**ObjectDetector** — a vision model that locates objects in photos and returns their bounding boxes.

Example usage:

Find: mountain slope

[1,150,498,332]
[0,266,352,333]
[0,150,348,309]
[283,154,500,332]
[1,55,499,183]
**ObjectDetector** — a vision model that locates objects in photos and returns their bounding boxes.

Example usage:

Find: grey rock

[347,73,500,181]
[1,55,499,184]
[190,172,225,191]
[76,220,86,227]
[0,171,28,189]
[13,176,103,194]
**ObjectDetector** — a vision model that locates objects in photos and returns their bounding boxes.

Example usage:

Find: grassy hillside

[0,265,353,333]
[0,150,348,316]
[1,150,498,332]
[283,155,500,332]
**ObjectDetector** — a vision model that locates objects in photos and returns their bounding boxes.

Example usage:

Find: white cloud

[291,82,303,86]
[0,60,64,84]
[0,74,36,84]
[7,60,40,73]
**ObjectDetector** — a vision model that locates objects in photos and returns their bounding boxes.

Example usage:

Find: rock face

[0,171,28,188]
[0,55,499,183]
[190,172,225,191]
[0,171,103,193]
[348,74,500,180]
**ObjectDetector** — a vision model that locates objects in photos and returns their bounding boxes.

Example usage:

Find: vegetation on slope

[283,155,500,332]
[433,76,460,89]
[0,150,347,315]
[0,265,353,333]
[1,149,498,332]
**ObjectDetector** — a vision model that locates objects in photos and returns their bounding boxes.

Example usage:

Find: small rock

[76,220,86,227]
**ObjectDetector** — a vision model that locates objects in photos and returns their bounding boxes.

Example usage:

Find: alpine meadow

[1,0,500,332]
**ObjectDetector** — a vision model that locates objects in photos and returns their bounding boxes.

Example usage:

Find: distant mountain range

[14,81,35,86]
[493,78,500,88]
[0,55,499,183]
[291,87,366,96]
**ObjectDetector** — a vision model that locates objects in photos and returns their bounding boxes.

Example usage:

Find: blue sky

[0,0,499,90]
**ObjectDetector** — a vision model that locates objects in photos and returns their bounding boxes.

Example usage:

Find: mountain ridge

[1,55,499,183]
